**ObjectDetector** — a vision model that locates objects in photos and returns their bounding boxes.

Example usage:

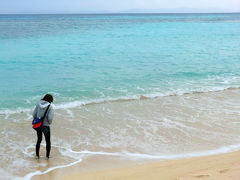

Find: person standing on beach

[33,94,54,159]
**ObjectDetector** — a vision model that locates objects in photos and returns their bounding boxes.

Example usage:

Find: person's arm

[33,105,37,118]
[47,105,54,124]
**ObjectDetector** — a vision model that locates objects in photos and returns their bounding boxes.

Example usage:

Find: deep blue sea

[0,13,240,112]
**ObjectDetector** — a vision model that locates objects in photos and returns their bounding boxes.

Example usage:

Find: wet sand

[58,150,240,180]
[1,89,240,179]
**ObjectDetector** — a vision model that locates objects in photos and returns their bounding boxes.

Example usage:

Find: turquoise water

[1,13,240,111]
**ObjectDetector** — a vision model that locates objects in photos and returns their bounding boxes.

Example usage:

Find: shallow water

[1,88,240,179]
[0,13,240,111]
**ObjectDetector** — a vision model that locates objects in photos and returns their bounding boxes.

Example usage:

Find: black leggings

[36,126,51,158]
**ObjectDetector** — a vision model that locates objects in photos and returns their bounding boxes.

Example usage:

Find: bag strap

[42,104,51,121]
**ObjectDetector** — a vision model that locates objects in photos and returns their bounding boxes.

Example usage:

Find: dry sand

[58,150,240,180]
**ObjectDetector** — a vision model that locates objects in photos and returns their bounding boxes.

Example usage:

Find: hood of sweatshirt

[38,100,50,109]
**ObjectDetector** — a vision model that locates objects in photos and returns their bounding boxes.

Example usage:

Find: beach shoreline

[57,150,240,180]
[7,88,240,180]
[30,150,240,180]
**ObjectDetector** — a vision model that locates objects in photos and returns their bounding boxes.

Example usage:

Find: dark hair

[42,94,53,103]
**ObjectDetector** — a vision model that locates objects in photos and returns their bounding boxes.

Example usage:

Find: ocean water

[0,13,240,180]
[1,13,240,111]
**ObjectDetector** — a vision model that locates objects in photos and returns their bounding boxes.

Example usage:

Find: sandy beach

[57,150,240,180]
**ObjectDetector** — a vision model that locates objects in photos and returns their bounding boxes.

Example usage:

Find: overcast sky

[0,0,239,14]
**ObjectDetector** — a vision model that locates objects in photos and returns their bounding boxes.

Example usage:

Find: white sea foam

[14,143,240,180]
[0,107,32,116]
[1,85,240,116]
[40,85,240,111]
[16,158,83,180]
[65,109,75,118]
[67,144,240,160]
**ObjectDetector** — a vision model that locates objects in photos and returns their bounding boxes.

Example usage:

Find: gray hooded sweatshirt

[33,100,54,126]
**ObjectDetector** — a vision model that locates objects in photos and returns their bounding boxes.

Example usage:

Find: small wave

[67,144,240,160]
[1,86,240,116]
[45,86,240,109]
[17,143,240,180]
[0,107,32,116]
[16,158,82,180]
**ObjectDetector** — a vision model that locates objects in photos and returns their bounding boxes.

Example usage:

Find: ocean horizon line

[0,12,240,16]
